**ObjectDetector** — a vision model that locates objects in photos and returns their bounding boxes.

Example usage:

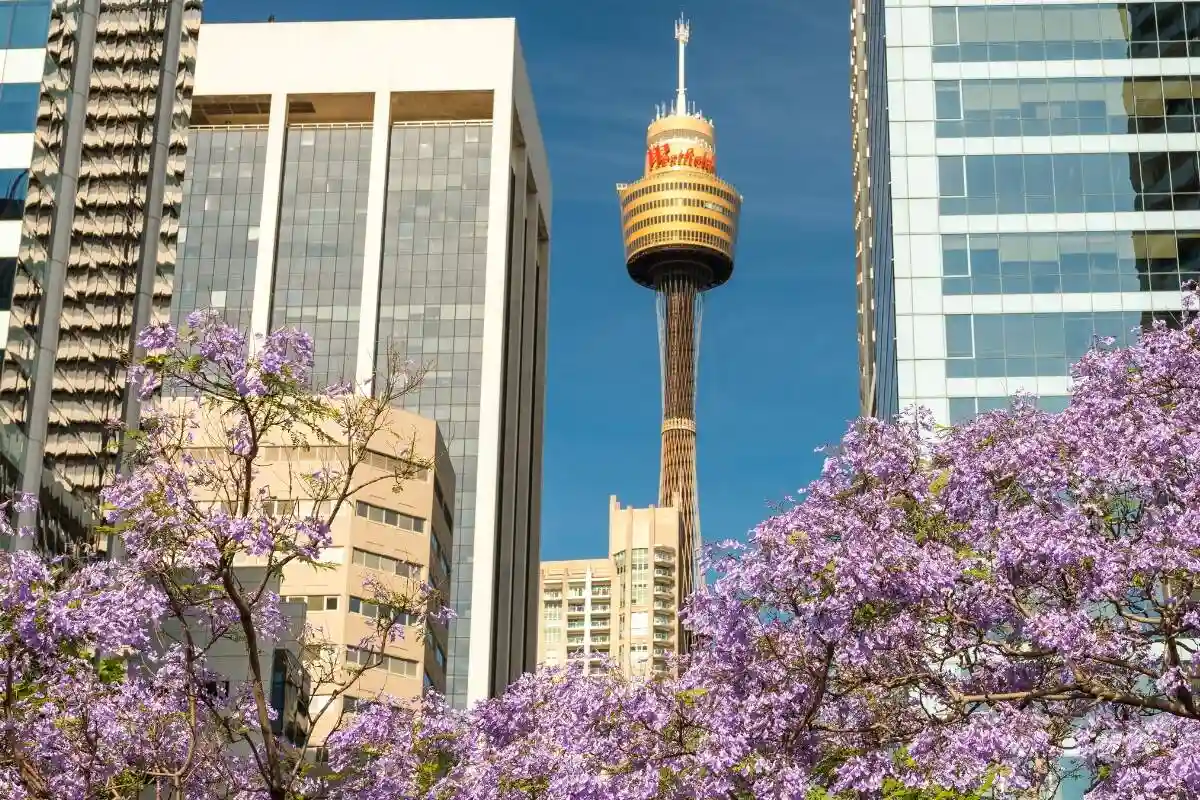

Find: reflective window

[935,76,1200,137]
[272,125,371,389]
[374,122,492,707]
[938,152,1200,215]
[943,311,1178,378]
[948,395,1071,424]
[172,127,267,333]
[0,167,27,220]
[941,231,1200,294]
[0,257,12,311]
[0,83,38,134]
[0,0,51,50]
[932,3,1200,62]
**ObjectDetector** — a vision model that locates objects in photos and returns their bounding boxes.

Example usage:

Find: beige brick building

[537,497,682,678]
[177,400,453,743]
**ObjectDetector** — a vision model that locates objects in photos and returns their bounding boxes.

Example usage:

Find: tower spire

[674,14,689,116]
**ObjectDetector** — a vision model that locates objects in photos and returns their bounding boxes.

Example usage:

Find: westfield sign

[647,144,715,173]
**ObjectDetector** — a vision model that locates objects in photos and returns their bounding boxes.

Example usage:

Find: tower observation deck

[616,16,742,644]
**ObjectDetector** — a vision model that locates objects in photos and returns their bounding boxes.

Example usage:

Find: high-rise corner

[0,0,202,554]
[853,0,1198,426]
[182,17,551,708]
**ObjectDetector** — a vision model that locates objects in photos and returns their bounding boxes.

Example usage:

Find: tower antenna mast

[674,15,689,116]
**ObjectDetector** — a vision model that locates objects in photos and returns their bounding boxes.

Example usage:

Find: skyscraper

[0,0,200,553]
[617,18,741,614]
[184,18,551,707]
[852,1,1194,426]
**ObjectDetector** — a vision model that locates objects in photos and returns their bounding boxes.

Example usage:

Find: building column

[13,0,100,544]
[248,93,287,349]
[490,147,527,693]
[523,224,549,671]
[355,91,391,391]
[466,71,517,705]
[508,185,539,680]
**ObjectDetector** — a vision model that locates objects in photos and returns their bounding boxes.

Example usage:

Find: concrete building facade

[852,0,1194,426]
[538,497,682,678]
[179,401,454,743]
[0,0,201,553]
[184,19,551,707]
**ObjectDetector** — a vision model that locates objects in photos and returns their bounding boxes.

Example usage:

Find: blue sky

[209,0,858,562]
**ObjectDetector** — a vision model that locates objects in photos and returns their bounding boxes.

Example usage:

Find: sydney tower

[617,17,742,641]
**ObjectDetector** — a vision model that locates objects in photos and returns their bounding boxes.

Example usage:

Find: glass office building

[187,19,551,708]
[852,0,1195,426]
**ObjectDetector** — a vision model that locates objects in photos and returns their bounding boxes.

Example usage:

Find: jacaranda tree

[328,314,1200,799]
[5,309,1200,798]
[1,311,448,799]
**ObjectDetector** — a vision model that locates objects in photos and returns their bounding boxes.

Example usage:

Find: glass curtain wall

[374,121,492,708]
[271,125,371,389]
[172,127,268,332]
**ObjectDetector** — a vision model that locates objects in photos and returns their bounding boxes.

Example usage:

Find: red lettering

[648,144,671,170]
[645,144,717,174]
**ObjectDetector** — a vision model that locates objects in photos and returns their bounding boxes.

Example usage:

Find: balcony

[654,567,674,578]
[590,634,610,644]
[654,551,674,564]
[653,600,674,611]
[590,615,610,630]
[653,615,672,628]
[567,637,584,647]
[591,604,611,614]
[654,584,673,597]
[567,604,586,615]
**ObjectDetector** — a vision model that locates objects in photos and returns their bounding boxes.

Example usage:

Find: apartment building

[538,497,682,678]
[177,400,454,743]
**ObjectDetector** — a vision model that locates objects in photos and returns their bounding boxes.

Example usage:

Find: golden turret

[617,19,741,291]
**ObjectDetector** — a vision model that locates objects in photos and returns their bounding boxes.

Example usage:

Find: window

[351,547,423,579]
[346,647,419,677]
[348,596,418,625]
[430,535,451,579]
[363,449,429,481]
[931,3,1200,63]
[943,312,1155,380]
[343,696,378,714]
[0,83,37,134]
[433,640,446,668]
[284,595,339,612]
[0,168,28,220]
[263,498,299,517]
[942,230,1198,296]
[0,1,52,51]
[949,395,1071,424]
[355,501,426,533]
[543,627,562,645]
[543,603,561,623]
